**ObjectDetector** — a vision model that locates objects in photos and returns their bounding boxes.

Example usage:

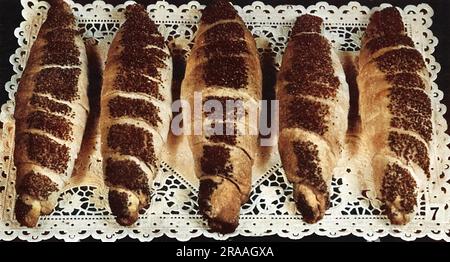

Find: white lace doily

[1,0,449,242]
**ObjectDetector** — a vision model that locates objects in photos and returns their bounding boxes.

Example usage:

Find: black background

[0,0,449,242]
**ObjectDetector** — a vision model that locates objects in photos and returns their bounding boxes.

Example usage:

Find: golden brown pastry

[276,15,349,223]
[13,0,89,227]
[358,7,432,224]
[99,4,172,226]
[181,0,262,233]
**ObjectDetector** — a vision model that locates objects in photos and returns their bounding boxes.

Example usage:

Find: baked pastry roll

[181,0,262,233]
[358,7,432,224]
[99,4,172,226]
[14,0,89,227]
[277,15,349,223]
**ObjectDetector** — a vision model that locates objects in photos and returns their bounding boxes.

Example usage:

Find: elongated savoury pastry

[99,4,172,226]
[277,15,349,223]
[181,0,262,233]
[358,7,432,224]
[14,0,89,227]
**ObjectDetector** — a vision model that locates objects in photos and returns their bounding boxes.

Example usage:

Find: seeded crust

[18,171,58,200]
[291,14,323,35]
[182,0,262,233]
[30,94,71,116]
[364,7,405,42]
[99,4,172,226]
[108,96,162,127]
[381,163,417,225]
[200,0,238,24]
[13,0,89,227]
[26,111,73,140]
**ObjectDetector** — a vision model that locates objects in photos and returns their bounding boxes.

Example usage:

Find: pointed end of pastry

[15,195,41,228]
[47,0,71,14]
[48,0,68,7]
[294,184,328,224]
[204,0,235,12]
[381,163,417,225]
[201,0,238,24]
[364,7,404,41]
[44,0,75,30]
[385,204,411,225]
[123,3,159,34]
[384,197,415,226]
[208,218,239,234]
[125,3,147,17]
[199,177,241,234]
[292,14,323,35]
[108,189,140,226]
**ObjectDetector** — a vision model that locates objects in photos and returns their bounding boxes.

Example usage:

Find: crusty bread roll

[276,15,349,223]
[99,4,172,226]
[358,7,432,225]
[13,0,89,227]
[181,0,262,233]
